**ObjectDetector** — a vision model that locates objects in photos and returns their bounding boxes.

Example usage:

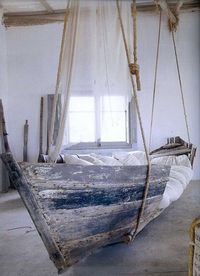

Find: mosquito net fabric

[49,0,133,161]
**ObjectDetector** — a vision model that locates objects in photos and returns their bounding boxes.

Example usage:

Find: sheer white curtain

[49,0,133,160]
[49,0,80,161]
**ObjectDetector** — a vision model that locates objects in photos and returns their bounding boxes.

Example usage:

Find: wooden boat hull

[1,152,170,273]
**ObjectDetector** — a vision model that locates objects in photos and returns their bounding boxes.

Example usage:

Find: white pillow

[63,154,93,165]
[129,151,147,165]
[113,152,140,166]
[171,165,193,185]
[176,155,191,168]
[159,193,170,209]
[163,178,184,203]
[91,153,122,166]
[151,155,191,168]
[78,155,105,165]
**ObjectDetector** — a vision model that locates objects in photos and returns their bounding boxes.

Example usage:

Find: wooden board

[150,136,197,167]
[1,152,170,273]
[23,120,29,162]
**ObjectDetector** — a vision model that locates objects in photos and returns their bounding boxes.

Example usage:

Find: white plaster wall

[136,12,200,179]
[4,11,200,179]
[0,23,8,103]
[6,24,63,162]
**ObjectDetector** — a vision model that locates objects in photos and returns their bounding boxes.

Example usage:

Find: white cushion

[159,160,193,210]
[91,153,122,166]
[130,151,147,165]
[78,155,105,165]
[171,166,193,185]
[63,154,93,165]
[159,193,170,209]
[151,155,191,168]
[113,152,140,166]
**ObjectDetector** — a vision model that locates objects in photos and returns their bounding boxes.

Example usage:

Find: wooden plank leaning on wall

[0,99,9,192]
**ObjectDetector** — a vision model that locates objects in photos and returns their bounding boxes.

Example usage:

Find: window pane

[101,96,126,112]
[67,95,128,145]
[100,111,127,142]
[69,112,95,143]
[70,97,94,112]
[68,96,95,143]
[100,96,127,142]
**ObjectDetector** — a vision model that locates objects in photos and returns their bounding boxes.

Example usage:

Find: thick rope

[149,10,162,152]
[188,217,200,276]
[168,1,183,32]
[116,0,151,243]
[48,0,71,156]
[131,0,141,91]
[171,26,191,145]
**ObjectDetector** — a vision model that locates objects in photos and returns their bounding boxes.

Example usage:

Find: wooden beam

[3,11,65,27]
[39,0,54,13]
[2,1,200,27]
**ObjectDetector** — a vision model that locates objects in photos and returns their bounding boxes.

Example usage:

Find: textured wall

[3,11,200,179]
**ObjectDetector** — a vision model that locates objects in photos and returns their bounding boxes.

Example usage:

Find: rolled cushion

[113,152,140,166]
[91,153,122,166]
[151,155,191,168]
[63,154,93,165]
[78,155,105,165]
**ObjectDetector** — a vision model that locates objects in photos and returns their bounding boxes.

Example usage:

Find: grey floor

[0,181,199,276]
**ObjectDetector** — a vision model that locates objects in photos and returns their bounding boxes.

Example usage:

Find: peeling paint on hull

[1,152,170,273]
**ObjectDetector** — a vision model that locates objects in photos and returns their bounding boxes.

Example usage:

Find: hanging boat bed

[0,101,196,273]
[0,0,197,273]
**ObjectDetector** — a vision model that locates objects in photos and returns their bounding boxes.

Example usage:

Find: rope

[149,10,162,152]
[132,0,141,91]
[188,217,200,276]
[170,25,191,145]
[48,0,71,156]
[116,0,151,243]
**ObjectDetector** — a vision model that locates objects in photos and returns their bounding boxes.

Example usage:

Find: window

[63,94,134,149]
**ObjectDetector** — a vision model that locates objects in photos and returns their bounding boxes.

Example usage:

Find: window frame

[64,95,137,151]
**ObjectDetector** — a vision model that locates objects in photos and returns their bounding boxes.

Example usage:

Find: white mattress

[63,151,193,210]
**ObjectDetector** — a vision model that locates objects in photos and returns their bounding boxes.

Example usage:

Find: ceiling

[0,0,67,14]
[0,0,199,13]
[0,0,199,27]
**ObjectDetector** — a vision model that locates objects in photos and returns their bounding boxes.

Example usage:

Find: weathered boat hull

[1,152,170,273]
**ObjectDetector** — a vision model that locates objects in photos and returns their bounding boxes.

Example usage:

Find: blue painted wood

[40,185,165,209]
[1,152,170,273]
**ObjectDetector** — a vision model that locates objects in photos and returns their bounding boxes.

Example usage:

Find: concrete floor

[0,181,199,276]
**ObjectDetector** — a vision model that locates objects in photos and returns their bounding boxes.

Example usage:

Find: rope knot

[168,12,179,32]
[129,63,140,75]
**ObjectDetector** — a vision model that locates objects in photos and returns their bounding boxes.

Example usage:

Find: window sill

[62,142,136,156]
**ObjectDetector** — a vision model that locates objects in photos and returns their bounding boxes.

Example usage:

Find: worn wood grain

[1,151,170,273]
[150,136,197,166]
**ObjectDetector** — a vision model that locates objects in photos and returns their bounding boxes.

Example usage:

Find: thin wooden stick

[23,120,29,162]
[38,97,44,162]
